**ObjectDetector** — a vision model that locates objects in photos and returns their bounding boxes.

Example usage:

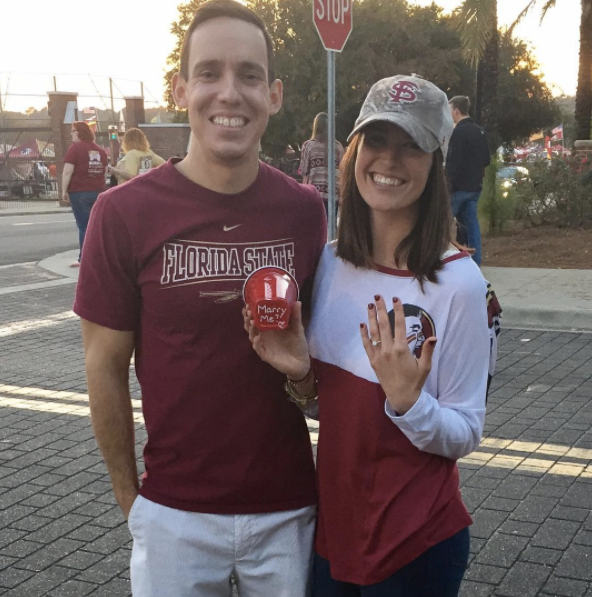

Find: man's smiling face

[172,17,282,167]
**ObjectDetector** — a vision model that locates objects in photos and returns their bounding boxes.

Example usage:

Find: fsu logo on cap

[388,81,420,104]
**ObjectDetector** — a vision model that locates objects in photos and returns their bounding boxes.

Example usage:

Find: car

[496,165,530,189]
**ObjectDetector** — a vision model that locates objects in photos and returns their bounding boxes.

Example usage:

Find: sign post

[313,0,353,241]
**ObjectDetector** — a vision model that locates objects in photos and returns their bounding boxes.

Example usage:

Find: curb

[0,210,72,217]
[499,306,592,333]
[38,250,80,281]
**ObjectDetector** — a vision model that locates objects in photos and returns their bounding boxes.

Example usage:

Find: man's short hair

[449,96,470,116]
[179,0,275,84]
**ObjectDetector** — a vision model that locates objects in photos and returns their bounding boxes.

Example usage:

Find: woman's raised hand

[361,295,437,415]
[242,301,311,381]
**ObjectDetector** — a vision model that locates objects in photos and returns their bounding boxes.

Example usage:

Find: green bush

[516,158,592,228]
[478,157,518,232]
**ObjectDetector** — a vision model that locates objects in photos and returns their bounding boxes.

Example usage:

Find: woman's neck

[371,209,418,270]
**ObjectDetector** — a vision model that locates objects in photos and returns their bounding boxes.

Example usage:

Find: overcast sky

[0,0,580,113]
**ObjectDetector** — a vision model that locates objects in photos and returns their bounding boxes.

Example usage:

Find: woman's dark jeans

[69,190,101,261]
[312,527,470,597]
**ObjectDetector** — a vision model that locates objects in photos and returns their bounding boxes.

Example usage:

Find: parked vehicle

[496,165,530,188]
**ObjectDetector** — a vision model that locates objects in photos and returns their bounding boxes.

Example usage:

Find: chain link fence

[0,72,170,200]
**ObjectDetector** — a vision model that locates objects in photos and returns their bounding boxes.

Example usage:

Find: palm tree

[456,0,500,153]
[458,0,592,145]
[510,0,592,142]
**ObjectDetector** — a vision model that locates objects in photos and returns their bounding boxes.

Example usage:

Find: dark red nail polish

[360,323,365,329]
[393,297,399,304]
[374,294,381,301]
[368,303,375,310]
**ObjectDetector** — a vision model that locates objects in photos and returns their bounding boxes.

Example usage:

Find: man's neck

[175,147,260,195]
[457,115,470,124]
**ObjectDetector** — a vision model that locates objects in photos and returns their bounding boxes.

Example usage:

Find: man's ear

[172,72,189,109]
[268,79,283,116]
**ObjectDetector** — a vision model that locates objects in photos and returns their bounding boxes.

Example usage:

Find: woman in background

[300,112,345,212]
[109,128,165,184]
[62,121,107,267]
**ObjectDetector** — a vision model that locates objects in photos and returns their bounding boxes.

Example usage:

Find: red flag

[552,125,563,141]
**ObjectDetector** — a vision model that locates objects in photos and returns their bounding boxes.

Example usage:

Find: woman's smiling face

[354,122,434,219]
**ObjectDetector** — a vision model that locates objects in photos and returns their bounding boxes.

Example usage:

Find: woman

[300,112,345,210]
[109,128,165,184]
[245,75,495,596]
[62,121,107,267]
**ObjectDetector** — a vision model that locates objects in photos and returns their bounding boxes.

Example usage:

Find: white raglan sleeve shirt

[385,276,489,460]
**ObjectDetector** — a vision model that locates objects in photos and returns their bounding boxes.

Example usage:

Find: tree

[455,0,500,152]
[163,0,211,118]
[162,0,557,156]
[510,0,592,141]
[497,37,560,145]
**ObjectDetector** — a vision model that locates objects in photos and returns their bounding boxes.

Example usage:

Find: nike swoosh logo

[223,224,242,232]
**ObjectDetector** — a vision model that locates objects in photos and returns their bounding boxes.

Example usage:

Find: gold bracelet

[284,377,318,408]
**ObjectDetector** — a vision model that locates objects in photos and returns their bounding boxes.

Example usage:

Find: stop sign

[313,0,353,52]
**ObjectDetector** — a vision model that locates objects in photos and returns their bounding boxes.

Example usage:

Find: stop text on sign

[313,0,353,52]
[315,0,350,25]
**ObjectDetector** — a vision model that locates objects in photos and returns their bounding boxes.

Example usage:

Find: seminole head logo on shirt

[388,303,436,358]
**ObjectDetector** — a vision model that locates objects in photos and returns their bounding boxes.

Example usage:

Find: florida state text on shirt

[161,240,296,286]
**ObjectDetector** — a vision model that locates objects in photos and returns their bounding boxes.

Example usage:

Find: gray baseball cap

[348,74,454,157]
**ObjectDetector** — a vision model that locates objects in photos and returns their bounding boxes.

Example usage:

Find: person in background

[300,112,345,212]
[245,74,492,597]
[446,95,490,266]
[109,128,165,184]
[62,121,107,268]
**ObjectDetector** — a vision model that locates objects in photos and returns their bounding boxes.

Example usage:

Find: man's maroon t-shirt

[64,140,107,192]
[74,160,327,514]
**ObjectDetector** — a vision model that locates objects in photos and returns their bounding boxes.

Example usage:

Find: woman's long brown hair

[336,131,454,290]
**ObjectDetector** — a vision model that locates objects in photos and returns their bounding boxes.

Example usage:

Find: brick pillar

[124,96,146,130]
[48,91,78,205]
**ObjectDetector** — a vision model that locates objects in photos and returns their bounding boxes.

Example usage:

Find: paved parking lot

[0,262,591,596]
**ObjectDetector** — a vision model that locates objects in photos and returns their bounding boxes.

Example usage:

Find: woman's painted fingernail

[393,297,399,304]
[374,294,381,301]
[360,323,365,329]
[368,303,375,310]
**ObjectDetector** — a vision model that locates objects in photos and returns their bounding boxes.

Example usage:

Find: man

[446,96,490,266]
[73,1,326,595]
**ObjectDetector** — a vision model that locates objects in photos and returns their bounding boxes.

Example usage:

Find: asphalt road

[0,212,78,266]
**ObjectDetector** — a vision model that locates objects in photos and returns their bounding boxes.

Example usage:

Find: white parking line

[0,278,76,296]
[12,220,74,226]
[0,310,77,337]
[0,261,36,270]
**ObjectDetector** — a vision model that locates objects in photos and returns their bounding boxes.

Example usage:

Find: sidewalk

[482,267,592,333]
[35,251,592,333]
